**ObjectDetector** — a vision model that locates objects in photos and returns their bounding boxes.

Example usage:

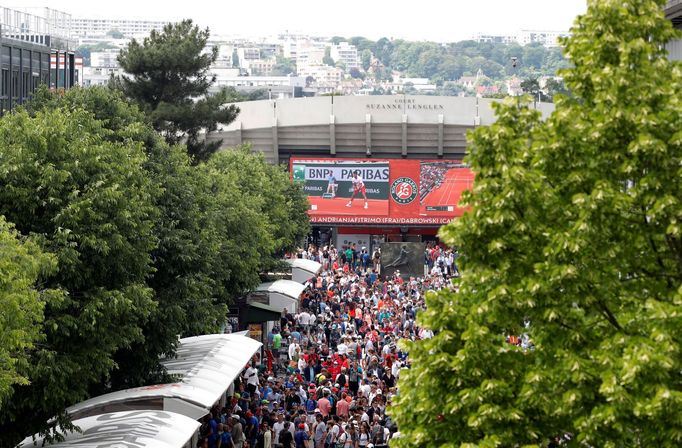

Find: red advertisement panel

[290,157,473,225]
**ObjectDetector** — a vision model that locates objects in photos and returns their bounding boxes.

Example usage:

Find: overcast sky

[11,0,587,42]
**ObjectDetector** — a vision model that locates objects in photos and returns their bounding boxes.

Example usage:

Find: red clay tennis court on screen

[419,163,474,216]
[307,197,388,216]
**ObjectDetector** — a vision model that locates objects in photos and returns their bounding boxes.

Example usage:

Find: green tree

[207,146,310,272]
[323,47,335,66]
[75,42,117,66]
[0,107,159,445]
[522,42,546,69]
[521,75,542,100]
[106,29,124,39]
[116,19,239,162]
[232,48,240,68]
[543,77,568,102]
[391,1,682,447]
[0,217,59,407]
[361,48,372,71]
[23,86,267,390]
[271,56,296,76]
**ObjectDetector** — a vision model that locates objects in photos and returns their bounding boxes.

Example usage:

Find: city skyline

[9,0,587,42]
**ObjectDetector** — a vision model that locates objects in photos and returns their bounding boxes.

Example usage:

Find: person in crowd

[232,242,461,448]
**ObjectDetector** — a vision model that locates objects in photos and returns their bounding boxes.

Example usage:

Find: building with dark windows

[0,6,75,114]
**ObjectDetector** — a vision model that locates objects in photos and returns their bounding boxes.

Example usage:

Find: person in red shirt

[336,392,350,418]
[317,390,332,417]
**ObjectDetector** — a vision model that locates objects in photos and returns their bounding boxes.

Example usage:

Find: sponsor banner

[292,159,390,217]
[291,157,473,225]
[292,160,389,199]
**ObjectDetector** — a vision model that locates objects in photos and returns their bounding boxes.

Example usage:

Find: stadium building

[213,95,554,250]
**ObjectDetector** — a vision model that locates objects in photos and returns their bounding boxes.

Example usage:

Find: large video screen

[419,161,474,216]
[291,157,474,225]
[292,159,390,217]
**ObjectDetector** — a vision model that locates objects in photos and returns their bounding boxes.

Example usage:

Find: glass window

[22,71,29,98]
[12,71,18,98]
[1,69,8,97]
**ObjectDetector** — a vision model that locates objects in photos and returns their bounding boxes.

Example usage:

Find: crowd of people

[418,163,448,202]
[196,242,456,448]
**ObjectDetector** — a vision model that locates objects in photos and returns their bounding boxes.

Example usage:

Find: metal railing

[0,6,74,48]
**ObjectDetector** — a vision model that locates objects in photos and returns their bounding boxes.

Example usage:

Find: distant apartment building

[297,63,343,87]
[82,66,124,87]
[472,30,569,47]
[237,47,260,62]
[400,77,436,93]
[210,67,305,98]
[213,44,234,68]
[70,18,168,38]
[90,49,120,68]
[243,58,276,76]
[516,30,570,47]
[472,32,516,44]
[666,0,682,60]
[330,42,359,68]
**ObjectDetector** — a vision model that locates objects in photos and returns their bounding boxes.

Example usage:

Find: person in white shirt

[359,379,371,398]
[289,341,301,361]
[245,364,259,394]
[272,413,286,447]
[337,338,348,357]
[346,171,369,209]
[298,310,310,329]
[306,312,317,330]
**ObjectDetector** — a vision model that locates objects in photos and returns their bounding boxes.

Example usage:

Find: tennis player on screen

[346,170,369,209]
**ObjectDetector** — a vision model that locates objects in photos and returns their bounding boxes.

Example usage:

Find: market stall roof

[285,258,322,275]
[256,279,306,300]
[20,410,200,448]
[65,334,261,421]
[243,301,283,324]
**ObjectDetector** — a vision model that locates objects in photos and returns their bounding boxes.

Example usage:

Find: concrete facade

[213,95,554,165]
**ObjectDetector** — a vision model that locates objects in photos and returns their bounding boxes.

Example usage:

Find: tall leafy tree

[25,87,310,393]
[391,1,682,447]
[116,19,239,162]
[0,108,159,445]
[0,217,59,407]
[207,146,310,273]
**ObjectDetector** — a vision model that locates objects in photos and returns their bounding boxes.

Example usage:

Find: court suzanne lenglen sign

[291,158,473,225]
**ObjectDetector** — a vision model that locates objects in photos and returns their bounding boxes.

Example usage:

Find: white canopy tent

[20,410,200,448]
[256,279,306,314]
[285,258,322,283]
[65,334,262,421]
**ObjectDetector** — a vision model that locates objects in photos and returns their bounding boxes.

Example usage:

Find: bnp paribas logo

[390,177,417,204]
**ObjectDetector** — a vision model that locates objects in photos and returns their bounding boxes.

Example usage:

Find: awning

[20,410,200,448]
[256,280,306,313]
[286,258,322,283]
[66,334,262,421]
[243,301,282,324]
[256,279,306,300]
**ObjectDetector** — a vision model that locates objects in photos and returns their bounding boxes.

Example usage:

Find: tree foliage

[0,86,310,444]
[331,36,568,82]
[391,1,682,446]
[0,107,159,444]
[207,146,310,272]
[116,19,240,162]
[0,217,58,406]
